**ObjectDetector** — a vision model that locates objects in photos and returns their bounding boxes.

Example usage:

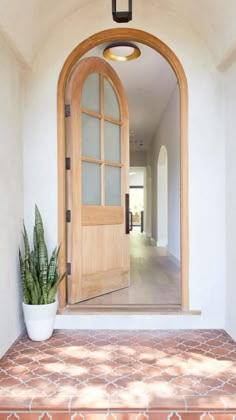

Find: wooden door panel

[82,225,128,274]
[82,206,123,225]
[67,56,129,304]
[80,269,129,302]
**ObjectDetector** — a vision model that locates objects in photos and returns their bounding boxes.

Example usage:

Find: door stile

[65,106,72,302]
[69,83,83,303]
[121,113,130,271]
[100,73,105,206]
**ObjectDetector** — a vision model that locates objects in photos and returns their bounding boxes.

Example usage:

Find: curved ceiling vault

[0,0,235,70]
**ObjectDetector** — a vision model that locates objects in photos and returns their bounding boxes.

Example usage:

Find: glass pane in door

[81,113,100,159]
[82,161,101,205]
[104,121,121,163]
[105,165,121,206]
[104,77,120,120]
[81,72,100,113]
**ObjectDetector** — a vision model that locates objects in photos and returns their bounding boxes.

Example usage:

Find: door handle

[129,211,133,231]
[125,193,130,234]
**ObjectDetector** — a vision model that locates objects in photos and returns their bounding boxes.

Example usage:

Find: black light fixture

[112,0,132,23]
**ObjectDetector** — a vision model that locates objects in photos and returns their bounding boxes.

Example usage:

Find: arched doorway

[57,28,189,311]
[157,146,168,247]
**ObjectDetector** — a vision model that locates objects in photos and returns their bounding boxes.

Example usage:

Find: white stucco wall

[225,61,236,341]
[0,33,24,357]
[130,151,147,167]
[129,168,144,187]
[149,86,180,260]
[23,1,226,328]
[2,0,236,70]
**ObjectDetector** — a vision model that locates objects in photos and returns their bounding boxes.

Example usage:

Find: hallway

[78,230,181,307]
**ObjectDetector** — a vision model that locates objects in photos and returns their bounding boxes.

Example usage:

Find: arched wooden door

[66,57,130,304]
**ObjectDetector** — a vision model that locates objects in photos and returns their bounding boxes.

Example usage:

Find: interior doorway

[129,167,145,232]
[59,30,187,305]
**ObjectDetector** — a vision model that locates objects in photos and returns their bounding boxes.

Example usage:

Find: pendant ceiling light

[112,0,132,23]
[103,42,141,62]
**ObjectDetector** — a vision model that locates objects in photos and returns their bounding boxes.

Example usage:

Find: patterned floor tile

[1,413,236,419]
[0,330,236,417]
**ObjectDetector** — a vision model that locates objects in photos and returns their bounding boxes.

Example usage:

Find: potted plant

[19,205,65,341]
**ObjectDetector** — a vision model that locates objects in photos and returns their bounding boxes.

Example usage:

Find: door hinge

[66,262,71,276]
[65,104,70,117]
[65,157,71,170]
[66,209,71,223]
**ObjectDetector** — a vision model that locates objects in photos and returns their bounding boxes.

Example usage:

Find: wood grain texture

[81,108,122,125]
[79,269,129,302]
[57,28,189,310]
[62,306,200,315]
[81,225,128,275]
[81,156,122,167]
[82,206,123,225]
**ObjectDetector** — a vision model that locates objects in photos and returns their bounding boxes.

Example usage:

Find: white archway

[157,146,168,247]
[58,28,189,310]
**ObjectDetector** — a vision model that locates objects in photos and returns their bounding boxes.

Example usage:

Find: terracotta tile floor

[0,330,236,419]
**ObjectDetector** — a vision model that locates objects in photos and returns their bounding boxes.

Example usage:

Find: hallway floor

[0,329,236,418]
[78,230,181,306]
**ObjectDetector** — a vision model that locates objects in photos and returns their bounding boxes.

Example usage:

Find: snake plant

[19,205,66,305]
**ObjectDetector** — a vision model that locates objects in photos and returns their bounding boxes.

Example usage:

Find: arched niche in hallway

[57,28,189,311]
[157,146,168,248]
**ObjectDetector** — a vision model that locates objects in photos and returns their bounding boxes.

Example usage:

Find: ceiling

[1,1,236,150]
[0,0,236,67]
[83,43,177,151]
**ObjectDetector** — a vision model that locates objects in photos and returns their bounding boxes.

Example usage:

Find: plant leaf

[20,207,64,306]
[25,267,39,304]
[19,249,30,304]
[47,247,58,287]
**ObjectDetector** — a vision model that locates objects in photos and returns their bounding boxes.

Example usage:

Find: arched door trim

[57,28,189,311]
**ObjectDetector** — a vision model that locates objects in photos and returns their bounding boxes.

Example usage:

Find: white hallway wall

[157,146,168,249]
[23,1,226,328]
[0,33,24,357]
[130,151,147,167]
[129,168,144,187]
[225,61,236,341]
[149,85,180,260]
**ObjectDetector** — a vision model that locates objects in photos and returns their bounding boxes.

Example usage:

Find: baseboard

[143,231,151,238]
[151,237,157,246]
[168,251,181,268]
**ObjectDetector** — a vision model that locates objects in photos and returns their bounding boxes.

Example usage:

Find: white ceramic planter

[22,301,58,341]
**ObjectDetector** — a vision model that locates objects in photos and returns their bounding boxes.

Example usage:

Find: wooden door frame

[57,28,189,311]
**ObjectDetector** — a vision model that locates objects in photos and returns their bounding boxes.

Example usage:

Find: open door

[66,56,130,304]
